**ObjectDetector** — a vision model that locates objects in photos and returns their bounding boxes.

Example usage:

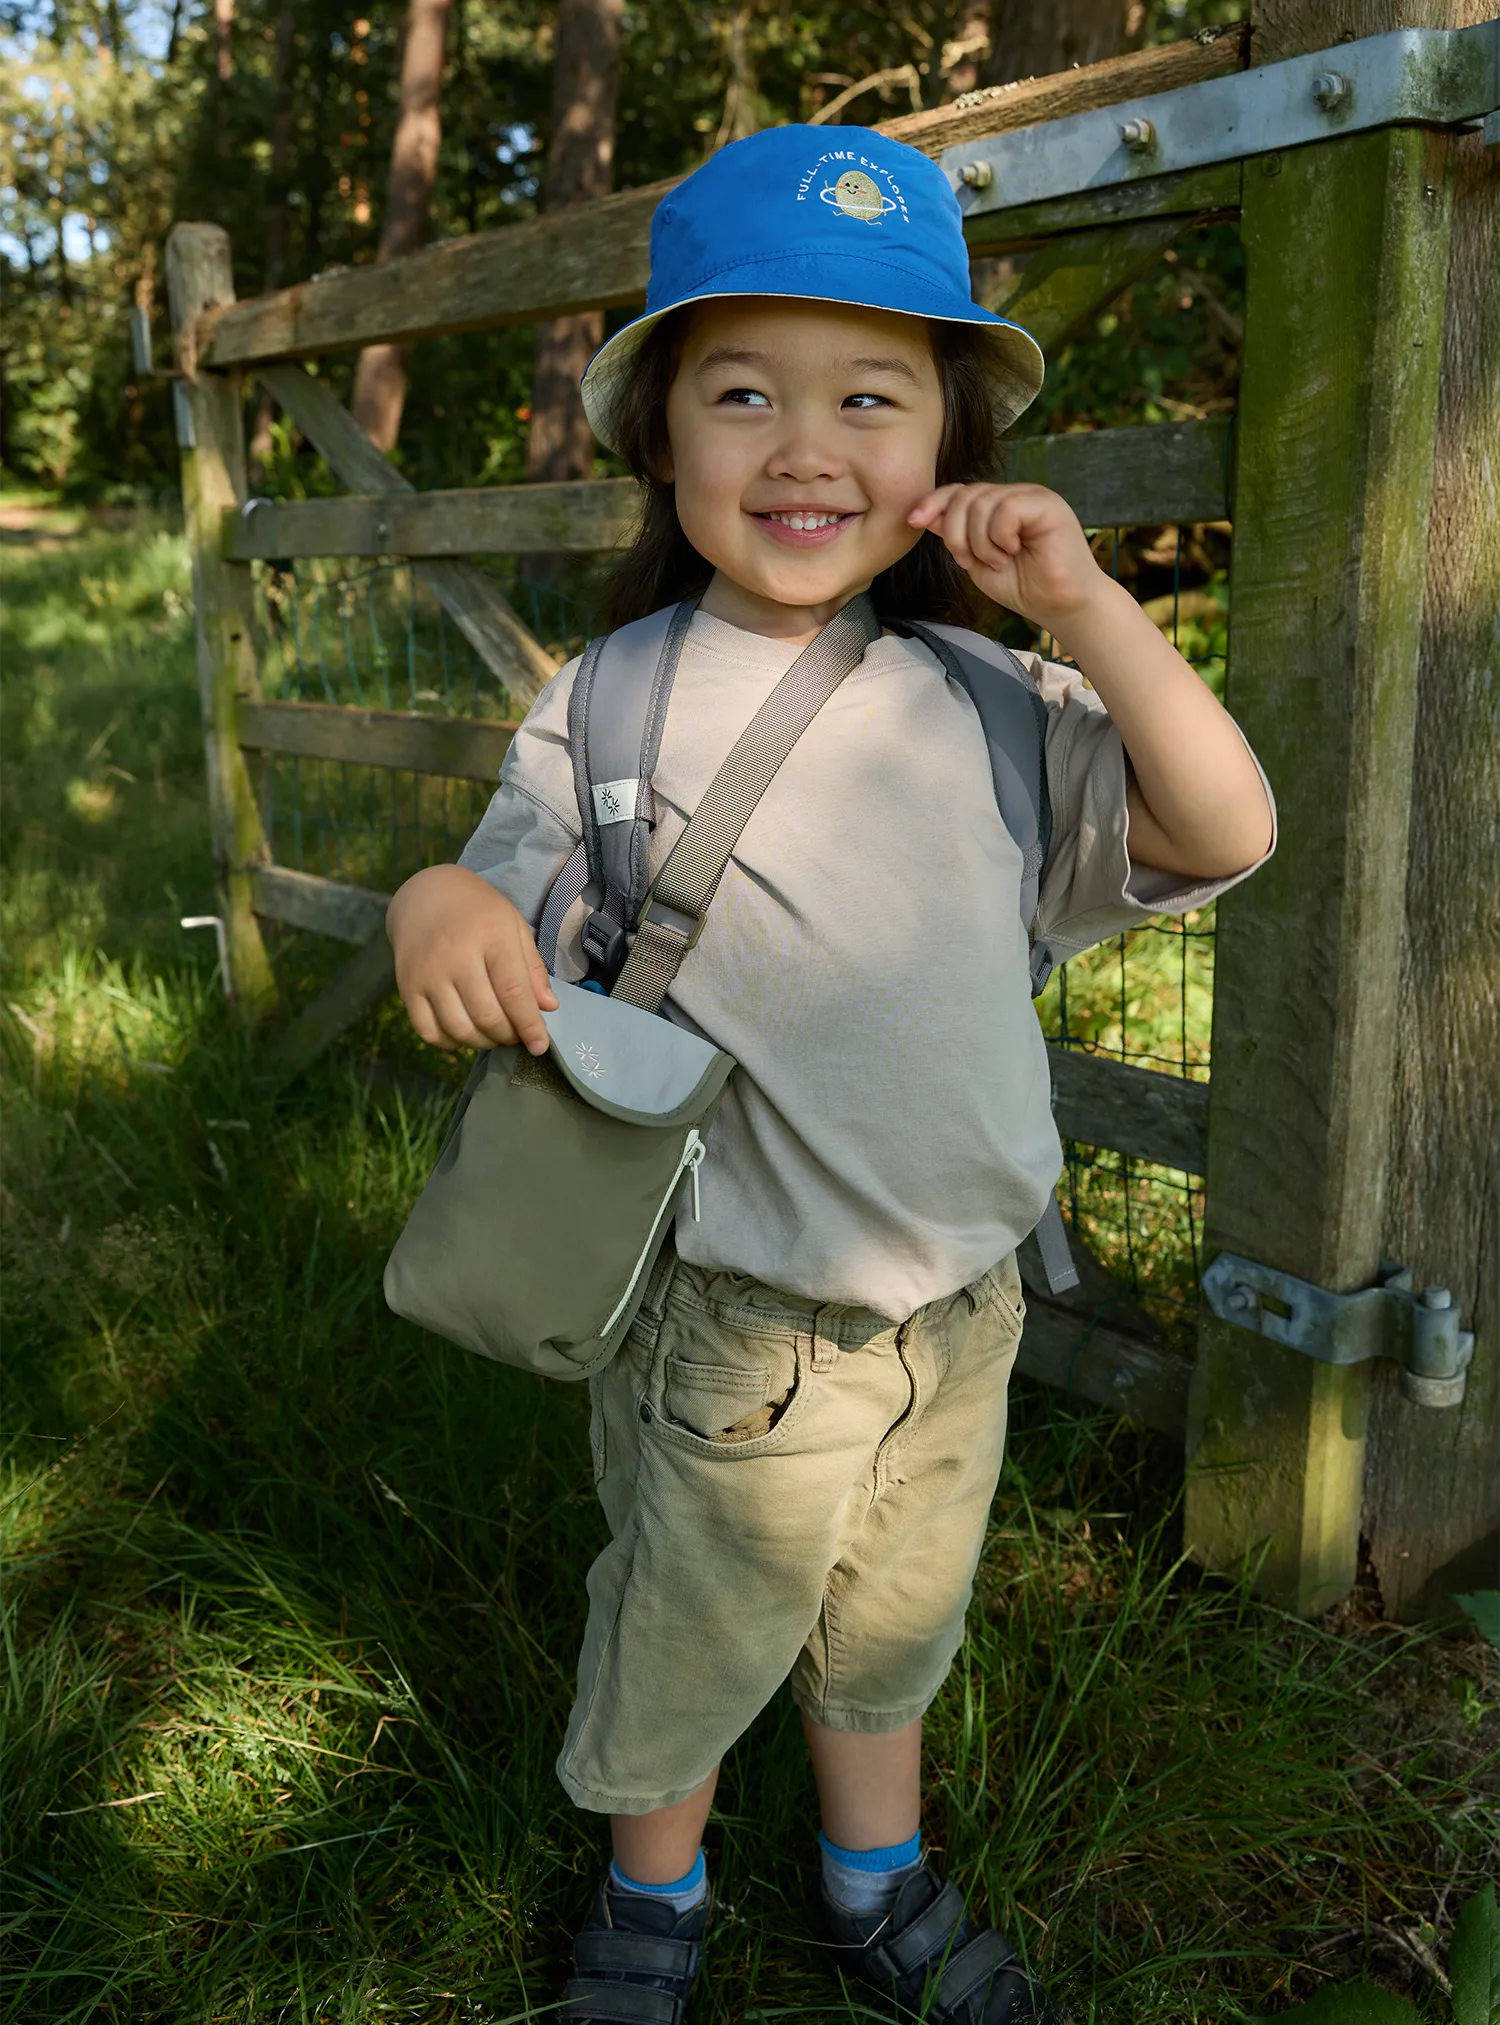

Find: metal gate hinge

[946,20,1500,217]
[1203,1254,1475,1409]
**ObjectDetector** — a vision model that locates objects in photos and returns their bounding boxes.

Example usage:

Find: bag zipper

[598,1130,707,1345]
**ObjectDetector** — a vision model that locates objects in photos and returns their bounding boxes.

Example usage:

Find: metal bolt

[1312,71,1350,111]
[1119,117,1156,151]
[958,161,993,190]
[1420,1285,1452,1311]
[1226,1285,1256,1315]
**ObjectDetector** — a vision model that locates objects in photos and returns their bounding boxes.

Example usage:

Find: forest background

[1,0,1247,506]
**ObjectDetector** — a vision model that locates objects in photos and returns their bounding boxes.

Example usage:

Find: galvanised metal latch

[1202,1255,1475,1409]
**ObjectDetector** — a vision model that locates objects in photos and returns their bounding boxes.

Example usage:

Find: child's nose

[766,417,843,484]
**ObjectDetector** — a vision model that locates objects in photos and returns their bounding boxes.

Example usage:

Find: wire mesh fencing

[1018,522,1227,1344]
[252,558,597,894]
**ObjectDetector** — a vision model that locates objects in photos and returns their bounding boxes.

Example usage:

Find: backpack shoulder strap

[536,600,697,978]
[897,620,1055,996]
[899,621,1079,1293]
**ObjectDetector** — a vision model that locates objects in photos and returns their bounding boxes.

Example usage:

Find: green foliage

[1455,1595,1500,1652]
[2,0,1248,496]
[1266,1989,1426,2025]
[1265,1887,1500,2025]
[1450,1884,1500,2025]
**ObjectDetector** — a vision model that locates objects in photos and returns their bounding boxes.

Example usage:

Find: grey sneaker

[821,1864,1068,2023]
[559,1874,712,2024]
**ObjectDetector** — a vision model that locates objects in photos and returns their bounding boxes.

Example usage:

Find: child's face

[664,297,945,628]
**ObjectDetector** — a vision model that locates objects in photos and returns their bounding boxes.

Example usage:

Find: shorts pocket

[649,1293,807,1458]
[665,1358,779,1443]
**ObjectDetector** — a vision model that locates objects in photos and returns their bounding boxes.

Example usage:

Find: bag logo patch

[797,149,909,226]
[574,1042,605,1081]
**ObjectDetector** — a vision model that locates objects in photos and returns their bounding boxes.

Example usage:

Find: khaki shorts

[556,1243,1025,1815]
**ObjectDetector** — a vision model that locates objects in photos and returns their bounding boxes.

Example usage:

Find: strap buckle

[580,910,629,987]
[637,894,706,949]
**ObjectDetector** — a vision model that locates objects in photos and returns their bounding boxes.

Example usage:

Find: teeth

[766,512,843,530]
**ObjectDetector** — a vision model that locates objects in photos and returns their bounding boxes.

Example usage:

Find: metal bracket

[946,20,1500,217]
[1203,1254,1475,1409]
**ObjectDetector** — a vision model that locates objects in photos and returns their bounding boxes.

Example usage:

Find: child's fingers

[908,483,963,531]
[964,488,1027,570]
[420,982,493,1052]
[941,488,1003,571]
[405,991,455,1051]
[482,949,553,1055]
[517,919,559,1010]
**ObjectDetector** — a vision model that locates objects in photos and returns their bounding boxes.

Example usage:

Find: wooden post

[165,223,278,1020]
[1362,109,1500,1620]
[1184,125,1457,1614]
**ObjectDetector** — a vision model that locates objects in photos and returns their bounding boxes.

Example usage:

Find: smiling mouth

[750,508,859,547]
[755,509,853,530]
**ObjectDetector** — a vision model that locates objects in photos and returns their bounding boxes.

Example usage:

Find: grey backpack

[535,598,1080,1297]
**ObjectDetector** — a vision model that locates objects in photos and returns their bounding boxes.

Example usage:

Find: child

[386,126,1274,2024]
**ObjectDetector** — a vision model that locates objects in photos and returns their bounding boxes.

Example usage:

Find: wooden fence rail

[197,30,1247,372]
[226,420,1231,562]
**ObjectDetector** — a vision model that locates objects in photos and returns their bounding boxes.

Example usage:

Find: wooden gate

[166,1,1498,1622]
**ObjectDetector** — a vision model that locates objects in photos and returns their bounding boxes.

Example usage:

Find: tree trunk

[249,6,298,484]
[523,0,624,496]
[349,0,452,454]
[983,0,1144,87]
[214,0,234,82]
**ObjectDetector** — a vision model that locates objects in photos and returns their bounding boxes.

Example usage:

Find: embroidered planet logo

[821,168,897,224]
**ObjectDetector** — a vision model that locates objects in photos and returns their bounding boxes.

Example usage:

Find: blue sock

[819,1829,923,1915]
[608,1847,708,1916]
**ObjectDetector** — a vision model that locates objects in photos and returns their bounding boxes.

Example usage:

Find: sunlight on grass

[4,513,1496,2023]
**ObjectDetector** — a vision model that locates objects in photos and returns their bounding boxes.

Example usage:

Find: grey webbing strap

[901,620,1078,1296]
[611,594,881,1014]
[900,619,1052,984]
[536,840,589,971]
[1034,1195,1080,1294]
[568,600,696,979]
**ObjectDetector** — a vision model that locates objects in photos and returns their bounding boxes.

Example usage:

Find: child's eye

[721,388,771,408]
[842,393,890,410]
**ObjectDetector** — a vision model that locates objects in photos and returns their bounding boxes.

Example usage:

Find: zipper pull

[685,1132,706,1221]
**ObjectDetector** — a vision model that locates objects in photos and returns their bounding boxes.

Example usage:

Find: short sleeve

[455,653,585,930]
[1027,652,1277,963]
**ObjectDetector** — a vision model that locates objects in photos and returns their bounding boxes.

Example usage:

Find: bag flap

[540,977,733,1125]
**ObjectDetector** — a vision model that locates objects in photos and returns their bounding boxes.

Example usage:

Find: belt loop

[639,1238,680,1327]
[809,1306,842,1372]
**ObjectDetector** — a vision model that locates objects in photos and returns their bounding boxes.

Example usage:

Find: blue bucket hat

[581,124,1044,454]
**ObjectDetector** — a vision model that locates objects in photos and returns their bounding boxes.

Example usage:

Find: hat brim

[580,286,1044,456]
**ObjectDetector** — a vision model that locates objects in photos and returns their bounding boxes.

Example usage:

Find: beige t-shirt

[459,611,1273,1320]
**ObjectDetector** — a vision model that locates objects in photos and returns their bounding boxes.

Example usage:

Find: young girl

[386,125,1274,2024]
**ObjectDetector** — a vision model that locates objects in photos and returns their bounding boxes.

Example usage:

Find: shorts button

[639,1402,653,1425]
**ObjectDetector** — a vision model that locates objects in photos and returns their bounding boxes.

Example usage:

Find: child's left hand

[908,483,1103,634]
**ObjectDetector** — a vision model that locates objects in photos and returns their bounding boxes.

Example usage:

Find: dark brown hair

[601,307,998,631]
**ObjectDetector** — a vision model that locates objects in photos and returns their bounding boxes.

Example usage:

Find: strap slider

[580,911,628,985]
[638,894,706,949]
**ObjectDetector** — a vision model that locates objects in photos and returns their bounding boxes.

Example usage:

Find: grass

[3,507,1497,2023]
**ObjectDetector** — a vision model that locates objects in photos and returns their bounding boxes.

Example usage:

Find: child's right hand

[386,865,558,1054]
